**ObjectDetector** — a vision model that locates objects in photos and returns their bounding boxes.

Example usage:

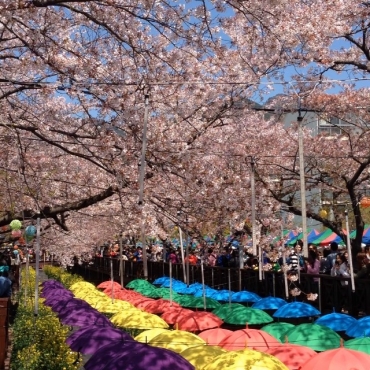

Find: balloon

[25,225,37,237]
[10,219,22,230]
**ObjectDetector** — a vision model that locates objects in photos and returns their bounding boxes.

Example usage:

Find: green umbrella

[212,303,246,320]
[261,322,295,342]
[174,295,199,307]
[155,288,180,300]
[284,323,341,351]
[132,285,157,295]
[223,306,273,325]
[126,279,154,289]
[344,337,370,355]
[182,296,221,309]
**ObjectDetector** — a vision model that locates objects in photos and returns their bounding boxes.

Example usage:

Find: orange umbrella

[265,344,317,370]
[219,328,281,352]
[161,308,194,325]
[198,328,234,346]
[175,311,223,332]
[300,347,370,370]
[144,299,181,314]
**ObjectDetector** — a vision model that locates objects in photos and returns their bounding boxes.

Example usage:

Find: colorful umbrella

[345,316,370,337]
[149,330,205,353]
[181,296,221,309]
[284,323,341,351]
[252,297,287,310]
[175,311,223,332]
[344,337,370,355]
[315,312,357,332]
[300,346,370,370]
[266,343,317,370]
[222,306,273,325]
[141,298,181,314]
[84,341,195,370]
[97,281,123,290]
[66,326,131,354]
[126,279,154,290]
[110,311,169,330]
[198,328,234,346]
[273,302,321,319]
[231,290,261,303]
[135,328,170,344]
[261,322,295,342]
[219,328,281,352]
[152,276,170,285]
[180,344,226,369]
[202,348,288,370]
[212,303,245,319]
[161,307,194,325]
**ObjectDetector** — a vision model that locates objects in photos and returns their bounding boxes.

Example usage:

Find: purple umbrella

[84,341,195,370]
[41,288,74,299]
[51,298,90,313]
[41,280,65,288]
[67,327,132,354]
[59,309,112,327]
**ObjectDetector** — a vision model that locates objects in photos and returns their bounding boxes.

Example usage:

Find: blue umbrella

[315,312,357,332]
[174,286,198,295]
[231,291,261,303]
[252,297,287,310]
[193,287,217,298]
[345,316,370,337]
[273,302,321,319]
[152,277,170,285]
[210,290,234,302]
[161,279,184,288]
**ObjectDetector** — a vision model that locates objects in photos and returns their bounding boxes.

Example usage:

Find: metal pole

[298,112,308,258]
[110,258,114,303]
[186,217,190,287]
[282,250,289,299]
[138,93,150,279]
[250,157,257,256]
[119,233,124,288]
[169,260,173,306]
[34,218,40,316]
[201,260,206,310]
[345,210,355,292]
[179,226,186,283]
[228,269,232,307]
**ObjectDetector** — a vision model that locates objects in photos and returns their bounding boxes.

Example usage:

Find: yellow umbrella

[93,299,134,313]
[203,349,289,370]
[180,344,226,369]
[69,281,96,292]
[149,330,205,353]
[111,311,169,329]
[135,328,170,343]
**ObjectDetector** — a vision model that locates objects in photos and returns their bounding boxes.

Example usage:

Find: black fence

[74,257,370,318]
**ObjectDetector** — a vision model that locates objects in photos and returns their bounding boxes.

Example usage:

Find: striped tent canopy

[349,225,370,244]
[286,229,320,246]
[311,229,346,246]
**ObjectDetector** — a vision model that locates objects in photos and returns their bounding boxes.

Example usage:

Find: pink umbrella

[266,343,317,370]
[161,308,194,325]
[175,311,223,332]
[219,328,281,352]
[198,328,234,346]
[300,347,370,370]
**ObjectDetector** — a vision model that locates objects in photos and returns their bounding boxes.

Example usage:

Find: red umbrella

[133,298,156,309]
[144,299,181,314]
[161,308,194,325]
[219,328,281,352]
[266,344,317,370]
[175,311,223,332]
[299,347,370,370]
[198,328,234,346]
[97,281,123,290]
